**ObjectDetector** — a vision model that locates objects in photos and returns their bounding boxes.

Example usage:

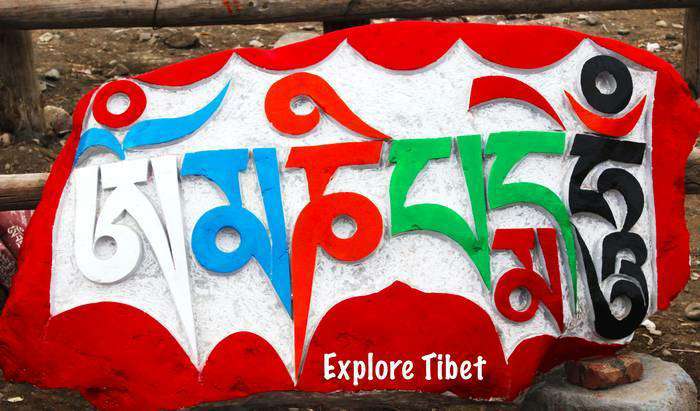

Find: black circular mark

[581,55,633,114]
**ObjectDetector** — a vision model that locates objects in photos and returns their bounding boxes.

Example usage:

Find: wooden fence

[1,0,700,210]
[2,1,699,29]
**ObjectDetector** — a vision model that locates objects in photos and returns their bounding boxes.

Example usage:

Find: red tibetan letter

[287,141,384,375]
[492,228,564,332]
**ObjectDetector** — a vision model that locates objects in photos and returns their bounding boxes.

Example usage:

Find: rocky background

[0,8,697,409]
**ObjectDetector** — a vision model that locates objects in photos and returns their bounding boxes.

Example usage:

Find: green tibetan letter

[388,136,491,287]
[484,131,578,304]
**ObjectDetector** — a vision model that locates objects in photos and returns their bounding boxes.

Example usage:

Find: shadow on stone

[191,391,515,411]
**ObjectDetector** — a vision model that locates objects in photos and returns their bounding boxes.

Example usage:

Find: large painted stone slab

[0,22,698,410]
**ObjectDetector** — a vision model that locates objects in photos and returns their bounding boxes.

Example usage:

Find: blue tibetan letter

[182,149,291,315]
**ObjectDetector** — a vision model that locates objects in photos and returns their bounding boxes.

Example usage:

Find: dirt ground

[0,8,698,410]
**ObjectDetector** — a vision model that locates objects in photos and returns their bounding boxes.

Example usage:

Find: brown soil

[0,8,697,410]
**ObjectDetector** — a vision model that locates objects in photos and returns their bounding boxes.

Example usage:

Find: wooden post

[323,19,371,33]
[683,8,700,98]
[0,29,45,141]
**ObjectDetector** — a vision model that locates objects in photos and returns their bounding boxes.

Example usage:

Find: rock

[42,68,61,81]
[472,15,498,23]
[547,16,570,26]
[138,32,153,42]
[273,32,320,48]
[584,16,600,26]
[6,22,699,410]
[37,80,47,92]
[164,31,199,49]
[691,272,700,281]
[641,319,662,336]
[661,349,672,357]
[0,133,12,146]
[656,20,669,28]
[522,354,697,410]
[577,14,589,20]
[74,67,92,77]
[565,353,643,390]
[37,32,54,44]
[248,39,264,48]
[686,146,700,193]
[442,17,462,23]
[646,42,661,53]
[107,64,130,77]
[617,28,631,36]
[684,302,700,321]
[665,33,678,40]
[671,43,683,52]
[673,23,684,29]
[299,24,316,31]
[43,106,72,137]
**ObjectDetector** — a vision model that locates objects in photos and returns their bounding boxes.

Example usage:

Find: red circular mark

[92,80,146,129]
[495,268,544,322]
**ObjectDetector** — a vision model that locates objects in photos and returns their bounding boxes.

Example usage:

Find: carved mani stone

[0,22,697,410]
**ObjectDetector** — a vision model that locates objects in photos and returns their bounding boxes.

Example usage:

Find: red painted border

[92,80,147,129]
[0,21,696,410]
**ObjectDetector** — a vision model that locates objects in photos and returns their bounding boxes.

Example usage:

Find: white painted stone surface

[50,40,657,378]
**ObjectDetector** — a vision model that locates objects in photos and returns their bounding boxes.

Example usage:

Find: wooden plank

[323,19,371,34]
[683,8,700,97]
[2,0,700,29]
[0,173,48,211]
[0,30,45,141]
